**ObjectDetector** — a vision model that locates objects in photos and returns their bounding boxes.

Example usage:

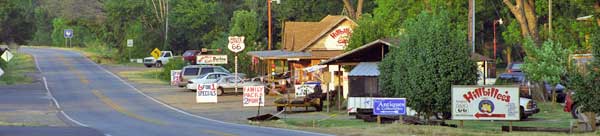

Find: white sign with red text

[325,26,352,50]
[451,85,520,120]
[243,86,264,107]
[170,70,181,86]
[196,84,218,103]
[196,55,228,64]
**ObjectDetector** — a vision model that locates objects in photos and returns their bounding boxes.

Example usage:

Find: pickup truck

[144,51,173,67]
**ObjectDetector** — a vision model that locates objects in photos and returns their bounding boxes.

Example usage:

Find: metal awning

[247,50,312,60]
[348,62,380,77]
[320,39,396,65]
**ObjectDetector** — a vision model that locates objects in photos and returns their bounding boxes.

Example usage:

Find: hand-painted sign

[170,70,181,86]
[196,55,228,64]
[196,84,218,103]
[243,86,265,107]
[325,26,352,50]
[294,84,316,98]
[451,85,520,120]
[373,98,407,115]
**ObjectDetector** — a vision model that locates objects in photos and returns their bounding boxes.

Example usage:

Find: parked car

[214,76,266,96]
[186,72,231,91]
[498,62,566,102]
[182,50,201,65]
[177,65,231,87]
[144,51,173,68]
[519,97,540,120]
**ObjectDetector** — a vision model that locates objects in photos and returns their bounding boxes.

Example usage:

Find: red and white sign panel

[196,55,228,64]
[243,86,264,107]
[452,85,520,120]
[170,70,181,86]
[196,84,218,103]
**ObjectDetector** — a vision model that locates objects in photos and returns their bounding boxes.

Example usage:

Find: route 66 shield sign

[228,36,245,53]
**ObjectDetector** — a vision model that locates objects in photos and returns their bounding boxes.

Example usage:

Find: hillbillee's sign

[452,85,520,120]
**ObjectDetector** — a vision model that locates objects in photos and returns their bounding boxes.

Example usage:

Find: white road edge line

[32,51,89,127]
[79,52,331,136]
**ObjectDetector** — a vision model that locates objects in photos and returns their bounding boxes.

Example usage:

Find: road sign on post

[373,98,407,115]
[1,51,13,62]
[228,36,245,95]
[151,48,161,60]
[0,67,4,77]
[64,29,73,38]
[127,39,133,47]
[228,36,245,53]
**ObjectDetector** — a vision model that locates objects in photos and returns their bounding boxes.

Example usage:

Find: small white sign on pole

[127,39,133,47]
[1,51,13,62]
[294,84,316,98]
[451,85,520,120]
[0,67,4,77]
[170,70,181,86]
[196,84,218,103]
[243,86,265,107]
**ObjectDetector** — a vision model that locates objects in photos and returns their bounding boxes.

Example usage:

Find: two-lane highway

[22,47,328,136]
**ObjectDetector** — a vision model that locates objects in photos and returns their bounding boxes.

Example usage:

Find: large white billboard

[451,85,520,120]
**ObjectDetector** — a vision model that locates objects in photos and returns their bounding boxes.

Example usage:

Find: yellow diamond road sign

[1,51,13,62]
[151,48,161,60]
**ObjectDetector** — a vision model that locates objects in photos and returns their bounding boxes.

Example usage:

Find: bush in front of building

[379,9,478,120]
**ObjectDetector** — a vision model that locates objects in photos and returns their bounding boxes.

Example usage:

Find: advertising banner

[196,84,218,103]
[170,70,181,86]
[243,86,265,107]
[451,85,520,120]
[373,98,407,115]
[294,84,316,98]
[196,55,228,64]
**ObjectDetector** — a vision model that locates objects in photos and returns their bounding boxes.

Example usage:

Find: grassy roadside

[119,70,168,85]
[258,102,599,136]
[0,51,36,85]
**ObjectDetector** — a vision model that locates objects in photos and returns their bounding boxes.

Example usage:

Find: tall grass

[0,51,35,85]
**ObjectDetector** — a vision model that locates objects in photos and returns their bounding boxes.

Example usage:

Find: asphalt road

[21,47,329,136]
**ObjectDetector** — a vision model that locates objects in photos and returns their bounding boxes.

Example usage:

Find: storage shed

[347,62,381,97]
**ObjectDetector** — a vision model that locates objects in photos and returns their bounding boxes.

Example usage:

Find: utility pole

[164,0,169,49]
[267,0,272,50]
[549,0,552,39]
[468,0,475,53]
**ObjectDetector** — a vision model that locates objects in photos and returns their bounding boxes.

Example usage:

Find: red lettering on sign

[463,87,510,103]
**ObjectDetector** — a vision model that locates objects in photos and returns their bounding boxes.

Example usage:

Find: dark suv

[498,62,565,102]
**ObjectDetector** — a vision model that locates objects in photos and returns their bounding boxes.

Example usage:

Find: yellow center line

[58,55,89,84]
[201,129,238,136]
[91,90,166,126]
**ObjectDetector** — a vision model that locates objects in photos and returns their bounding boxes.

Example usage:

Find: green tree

[380,10,477,120]
[223,10,262,76]
[521,38,570,103]
[345,14,384,51]
[567,27,600,126]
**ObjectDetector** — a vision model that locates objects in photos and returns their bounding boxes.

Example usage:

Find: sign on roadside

[243,86,265,107]
[228,36,245,53]
[451,85,520,120]
[1,51,13,62]
[150,48,161,60]
[196,84,218,103]
[64,29,73,38]
[373,98,407,115]
[294,84,316,98]
[127,39,133,47]
[170,70,181,86]
[0,67,4,77]
[196,55,228,64]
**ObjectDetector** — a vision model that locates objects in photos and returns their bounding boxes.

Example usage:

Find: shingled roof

[283,15,355,52]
